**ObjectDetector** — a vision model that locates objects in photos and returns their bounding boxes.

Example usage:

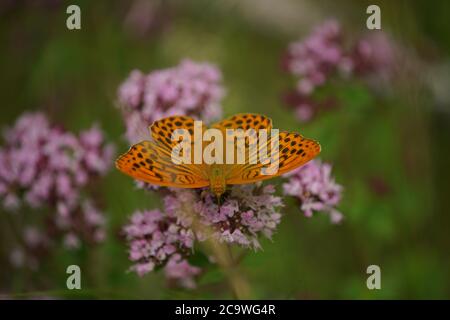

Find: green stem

[203,239,251,299]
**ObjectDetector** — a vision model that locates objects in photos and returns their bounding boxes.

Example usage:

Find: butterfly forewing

[211,113,272,132]
[115,140,209,188]
[224,131,321,184]
[212,114,273,165]
[150,115,208,164]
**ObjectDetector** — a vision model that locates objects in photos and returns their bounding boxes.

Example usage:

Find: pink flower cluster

[123,209,200,288]
[123,184,283,286]
[284,20,395,122]
[118,59,225,143]
[165,184,283,249]
[0,112,115,253]
[118,60,343,289]
[282,159,343,224]
[286,20,343,97]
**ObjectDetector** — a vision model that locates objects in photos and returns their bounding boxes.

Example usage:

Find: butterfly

[116,114,321,198]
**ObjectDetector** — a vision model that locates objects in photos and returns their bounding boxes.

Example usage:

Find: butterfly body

[116,114,321,198]
[208,165,227,198]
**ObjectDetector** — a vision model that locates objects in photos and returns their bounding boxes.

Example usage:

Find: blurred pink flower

[0,112,115,266]
[118,59,225,143]
[164,254,201,289]
[123,0,171,39]
[283,159,343,223]
[350,31,395,78]
[283,20,396,122]
[286,19,343,95]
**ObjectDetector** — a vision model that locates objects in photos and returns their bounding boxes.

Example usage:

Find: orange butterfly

[116,114,321,198]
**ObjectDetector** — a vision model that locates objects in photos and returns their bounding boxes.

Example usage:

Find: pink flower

[164,254,201,289]
[0,112,115,268]
[283,20,396,122]
[123,184,283,287]
[350,32,395,78]
[286,19,343,94]
[118,70,146,108]
[117,59,225,143]
[123,209,196,277]
[283,159,343,223]
[164,184,284,250]
[63,233,81,249]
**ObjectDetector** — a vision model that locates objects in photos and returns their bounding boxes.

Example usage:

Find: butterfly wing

[116,115,209,188]
[211,113,272,131]
[116,140,209,188]
[211,113,272,165]
[150,115,205,149]
[225,131,320,184]
[212,114,316,184]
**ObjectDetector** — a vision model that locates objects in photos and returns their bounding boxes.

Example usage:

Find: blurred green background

[1,0,449,299]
